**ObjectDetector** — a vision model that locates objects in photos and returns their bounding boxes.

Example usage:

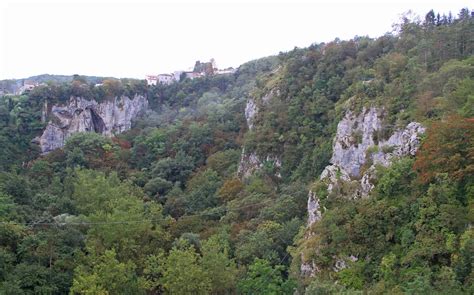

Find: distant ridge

[0,74,121,94]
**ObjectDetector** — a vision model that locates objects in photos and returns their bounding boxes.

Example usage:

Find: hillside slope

[0,8,473,294]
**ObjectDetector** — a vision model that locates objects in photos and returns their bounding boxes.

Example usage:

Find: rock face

[302,107,425,276]
[244,98,257,130]
[238,90,282,178]
[331,108,425,178]
[36,95,148,153]
[237,150,282,179]
[238,98,260,177]
[307,191,322,226]
[312,107,425,211]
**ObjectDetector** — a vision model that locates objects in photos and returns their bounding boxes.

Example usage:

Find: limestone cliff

[302,107,425,276]
[238,89,282,178]
[307,107,425,227]
[35,95,148,153]
[330,108,425,179]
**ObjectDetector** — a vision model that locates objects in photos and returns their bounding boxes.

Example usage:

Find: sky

[0,0,471,80]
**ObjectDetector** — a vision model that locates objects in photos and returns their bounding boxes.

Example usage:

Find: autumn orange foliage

[414,116,474,184]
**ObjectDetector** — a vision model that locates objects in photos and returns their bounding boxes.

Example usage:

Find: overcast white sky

[0,0,470,79]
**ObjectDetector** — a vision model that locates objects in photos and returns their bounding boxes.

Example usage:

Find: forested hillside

[0,9,473,294]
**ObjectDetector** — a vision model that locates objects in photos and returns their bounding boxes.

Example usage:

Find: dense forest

[0,8,473,294]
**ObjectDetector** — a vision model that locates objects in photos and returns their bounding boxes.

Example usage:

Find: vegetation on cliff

[0,8,473,294]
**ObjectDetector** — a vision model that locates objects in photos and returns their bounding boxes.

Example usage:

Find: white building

[146,75,158,86]
[184,71,204,80]
[157,74,175,85]
[146,74,179,86]
[173,71,184,81]
[17,82,40,94]
[146,59,236,86]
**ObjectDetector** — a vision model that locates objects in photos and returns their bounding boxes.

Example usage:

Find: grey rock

[331,108,425,179]
[323,107,425,199]
[319,165,351,194]
[37,123,66,152]
[331,107,380,177]
[244,98,257,130]
[333,255,358,272]
[307,191,322,226]
[302,107,425,276]
[37,95,148,153]
[41,100,48,123]
[238,89,280,178]
[360,166,377,197]
[300,260,319,277]
[261,88,278,103]
[237,149,282,179]
[237,149,261,178]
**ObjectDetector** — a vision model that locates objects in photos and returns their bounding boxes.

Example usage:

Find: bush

[144,177,173,199]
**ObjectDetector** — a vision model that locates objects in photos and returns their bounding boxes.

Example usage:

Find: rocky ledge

[35,95,148,153]
[307,107,425,227]
[303,107,425,276]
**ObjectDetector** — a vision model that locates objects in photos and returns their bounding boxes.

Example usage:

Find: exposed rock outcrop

[237,150,282,179]
[35,95,148,153]
[244,98,257,130]
[331,108,425,178]
[307,191,322,226]
[300,261,319,277]
[316,107,425,206]
[238,98,260,177]
[237,149,260,178]
[238,89,282,178]
[302,107,425,276]
[333,255,359,272]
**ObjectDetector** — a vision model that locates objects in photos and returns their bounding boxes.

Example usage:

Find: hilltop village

[0,8,473,294]
[0,59,235,96]
[145,58,236,86]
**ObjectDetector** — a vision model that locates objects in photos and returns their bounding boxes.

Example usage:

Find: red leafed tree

[414,116,474,184]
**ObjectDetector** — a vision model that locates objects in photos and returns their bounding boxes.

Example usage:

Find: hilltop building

[145,59,236,86]
[157,74,175,85]
[145,75,158,86]
[16,81,41,94]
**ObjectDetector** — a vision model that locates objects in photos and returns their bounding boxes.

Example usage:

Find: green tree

[144,177,173,199]
[235,221,286,265]
[201,235,238,293]
[0,193,16,220]
[157,241,211,294]
[72,169,169,263]
[71,169,134,215]
[102,79,124,98]
[131,128,167,169]
[337,261,365,290]
[206,149,241,178]
[305,278,357,295]
[70,249,145,294]
[238,258,296,295]
[64,132,116,169]
[151,151,195,185]
[184,169,221,213]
